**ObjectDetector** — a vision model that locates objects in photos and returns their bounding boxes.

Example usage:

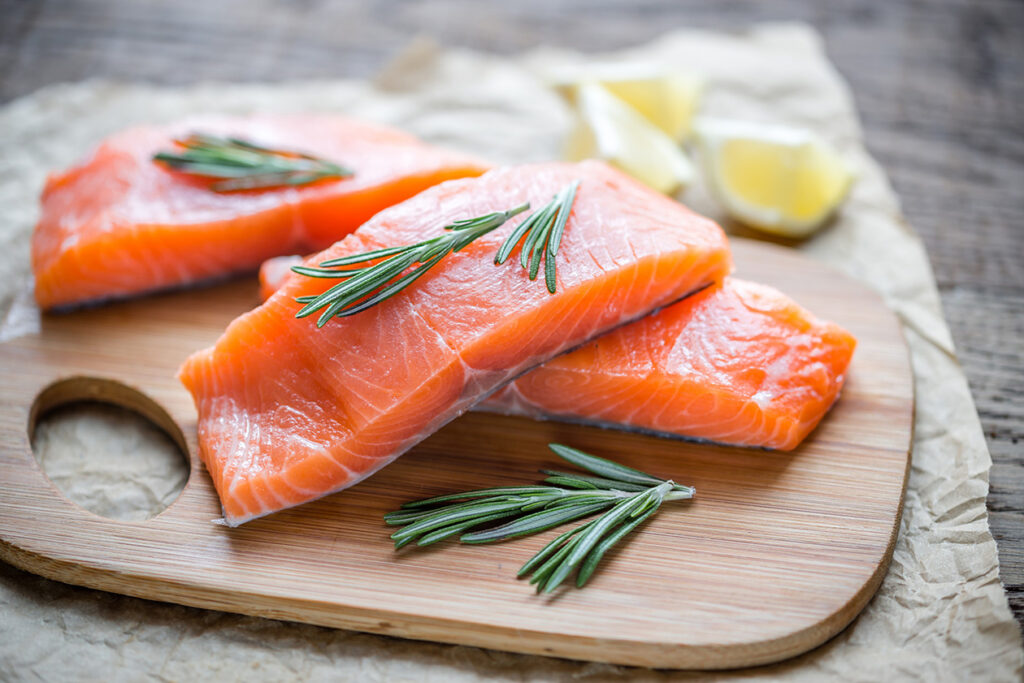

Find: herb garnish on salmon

[154,133,352,192]
[33,114,490,310]
[291,180,582,324]
[495,180,580,294]
[292,203,530,326]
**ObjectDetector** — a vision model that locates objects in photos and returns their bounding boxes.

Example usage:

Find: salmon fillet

[32,114,489,310]
[179,161,732,525]
[262,261,855,451]
[485,278,856,451]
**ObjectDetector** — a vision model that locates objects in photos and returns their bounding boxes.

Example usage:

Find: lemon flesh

[552,65,703,142]
[566,82,694,195]
[696,119,853,237]
[602,75,702,142]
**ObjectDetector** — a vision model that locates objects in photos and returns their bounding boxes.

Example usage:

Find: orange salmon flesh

[32,114,489,310]
[484,278,856,450]
[262,259,855,452]
[179,161,733,525]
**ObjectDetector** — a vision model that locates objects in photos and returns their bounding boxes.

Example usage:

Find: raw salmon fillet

[32,114,489,310]
[179,161,732,525]
[485,278,856,451]
[261,261,855,450]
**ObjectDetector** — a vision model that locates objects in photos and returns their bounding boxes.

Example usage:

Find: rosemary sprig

[154,133,352,192]
[292,203,529,327]
[291,179,580,324]
[494,180,579,294]
[384,443,694,593]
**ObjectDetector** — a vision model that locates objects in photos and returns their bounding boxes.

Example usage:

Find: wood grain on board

[0,240,913,669]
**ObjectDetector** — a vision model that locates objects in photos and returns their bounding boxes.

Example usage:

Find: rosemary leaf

[544,247,557,294]
[541,475,600,490]
[415,510,526,546]
[547,181,577,256]
[547,443,667,488]
[461,501,613,545]
[540,470,650,492]
[576,505,660,588]
[517,519,597,577]
[385,491,555,526]
[519,204,557,270]
[493,212,536,265]
[390,498,531,545]
[527,536,580,588]
[396,486,559,510]
[319,244,414,268]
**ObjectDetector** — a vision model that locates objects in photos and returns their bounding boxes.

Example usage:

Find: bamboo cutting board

[0,238,913,670]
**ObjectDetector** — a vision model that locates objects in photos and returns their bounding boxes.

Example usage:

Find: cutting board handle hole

[29,377,190,521]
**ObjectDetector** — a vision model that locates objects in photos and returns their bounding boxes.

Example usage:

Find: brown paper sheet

[1,23,1021,682]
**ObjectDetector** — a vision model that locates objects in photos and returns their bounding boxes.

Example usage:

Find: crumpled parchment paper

[1,22,1021,683]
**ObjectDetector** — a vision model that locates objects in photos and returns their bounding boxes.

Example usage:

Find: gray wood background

[2,0,1021,630]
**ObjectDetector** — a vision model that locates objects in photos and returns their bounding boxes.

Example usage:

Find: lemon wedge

[601,73,703,142]
[566,82,695,194]
[695,119,854,237]
[553,65,703,142]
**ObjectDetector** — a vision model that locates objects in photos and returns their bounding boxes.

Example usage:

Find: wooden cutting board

[0,238,913,670]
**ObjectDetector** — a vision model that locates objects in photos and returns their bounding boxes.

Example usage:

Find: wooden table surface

[2,0,1022,631]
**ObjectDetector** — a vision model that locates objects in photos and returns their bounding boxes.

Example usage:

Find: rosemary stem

[293,202,531,323]
[154,133,351,192]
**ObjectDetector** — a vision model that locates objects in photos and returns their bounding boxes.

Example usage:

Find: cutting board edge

[0,512,904,671]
